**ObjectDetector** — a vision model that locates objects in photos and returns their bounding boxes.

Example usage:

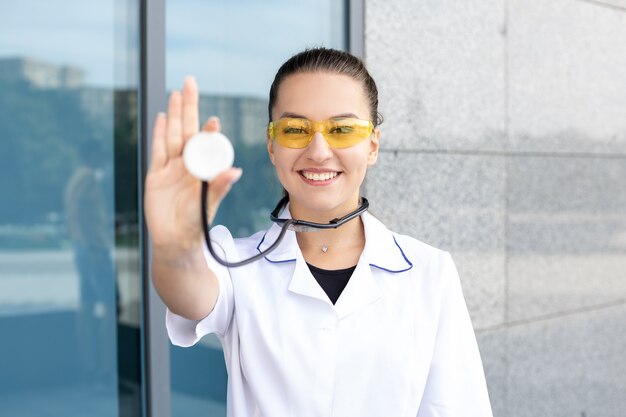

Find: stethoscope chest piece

[183,131,234,181]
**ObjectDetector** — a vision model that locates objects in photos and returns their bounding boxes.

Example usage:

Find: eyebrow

[278,112,360,120]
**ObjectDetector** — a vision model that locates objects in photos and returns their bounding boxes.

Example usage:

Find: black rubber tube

[201,181,294,267]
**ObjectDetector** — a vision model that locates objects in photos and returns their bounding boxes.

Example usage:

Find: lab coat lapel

[361,213,414,273]
[288,250,334,304]
[334,252,381,319]
[334,212,413,319]
[258,203,329,302]
[259,210,413,312]
[285,212,385,310]
[286,248,382,312]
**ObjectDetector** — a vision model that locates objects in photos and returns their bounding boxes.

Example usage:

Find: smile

[299,170,340,182]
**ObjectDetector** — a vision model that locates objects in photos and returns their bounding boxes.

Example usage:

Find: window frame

[139,1,363,415]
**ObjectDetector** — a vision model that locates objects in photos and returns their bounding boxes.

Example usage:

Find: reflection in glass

[0,1,141,416]
[166,0,346,415]
[64,141,117,388]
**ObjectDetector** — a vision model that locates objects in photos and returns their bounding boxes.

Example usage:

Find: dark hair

[268,47,383,126]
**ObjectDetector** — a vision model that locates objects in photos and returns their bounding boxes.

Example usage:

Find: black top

[306,263,357,305]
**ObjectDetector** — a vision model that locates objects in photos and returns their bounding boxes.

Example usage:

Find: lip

[299,168,340,173]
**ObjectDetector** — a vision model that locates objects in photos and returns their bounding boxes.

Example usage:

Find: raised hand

[144,77,242,254]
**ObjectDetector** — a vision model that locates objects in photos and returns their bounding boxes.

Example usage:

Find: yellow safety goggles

[268,117,374,149]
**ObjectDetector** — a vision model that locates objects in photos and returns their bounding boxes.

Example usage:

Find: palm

[145,157,200,248]
[144,77,241,253]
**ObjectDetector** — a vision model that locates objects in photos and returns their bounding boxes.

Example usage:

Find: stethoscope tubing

[201,181,295,267]
[200,181,369,268]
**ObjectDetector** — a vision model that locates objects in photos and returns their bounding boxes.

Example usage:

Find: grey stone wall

[364,0,626,416]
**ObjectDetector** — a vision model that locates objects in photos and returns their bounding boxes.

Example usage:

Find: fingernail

[157,112,166,118]
[184,75,196,84]
[230,168,243,184]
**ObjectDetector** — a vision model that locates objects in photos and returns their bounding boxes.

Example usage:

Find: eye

[283,126,309,135]
[329,125,354,134]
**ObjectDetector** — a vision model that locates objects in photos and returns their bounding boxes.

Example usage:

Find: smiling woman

[146,47,493,417]
[267,71,379,227]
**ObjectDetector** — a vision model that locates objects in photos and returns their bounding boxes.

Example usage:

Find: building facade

[0,1,625,416]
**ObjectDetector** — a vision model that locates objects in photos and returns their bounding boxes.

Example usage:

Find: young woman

[145,48,493,417]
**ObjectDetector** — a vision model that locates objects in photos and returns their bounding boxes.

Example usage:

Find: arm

[144,77,242,321]
[151,242,218,321]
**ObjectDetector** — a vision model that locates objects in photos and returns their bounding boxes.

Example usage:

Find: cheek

[271,147,300,175]
[337,146,371,174]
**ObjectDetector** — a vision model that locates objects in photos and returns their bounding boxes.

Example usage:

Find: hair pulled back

[268,47,383,127]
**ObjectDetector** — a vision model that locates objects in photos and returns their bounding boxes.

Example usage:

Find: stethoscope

[184,131,369,268]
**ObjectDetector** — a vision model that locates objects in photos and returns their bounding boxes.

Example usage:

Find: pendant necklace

[321,244,328,253]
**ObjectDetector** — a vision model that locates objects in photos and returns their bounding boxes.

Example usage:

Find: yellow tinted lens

[323,118,374,148]
[271,118,313,148]
[269,117,373,149]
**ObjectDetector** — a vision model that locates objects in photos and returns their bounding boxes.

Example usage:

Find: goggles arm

[271,196,369,231]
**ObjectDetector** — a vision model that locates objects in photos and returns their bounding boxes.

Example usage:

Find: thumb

[208,167,243,205]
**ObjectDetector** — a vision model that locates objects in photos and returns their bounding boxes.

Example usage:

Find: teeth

[302,171,338,181]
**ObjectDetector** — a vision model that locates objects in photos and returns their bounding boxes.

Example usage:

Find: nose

[305,131,333,162]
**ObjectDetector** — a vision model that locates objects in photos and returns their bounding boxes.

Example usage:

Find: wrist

[151,240,204,268]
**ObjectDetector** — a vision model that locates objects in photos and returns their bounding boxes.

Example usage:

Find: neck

[288,193,362,224]
[289,196,366,259]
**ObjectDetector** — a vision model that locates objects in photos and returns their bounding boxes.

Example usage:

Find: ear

[367,128,380,166]
[267,132,276,165]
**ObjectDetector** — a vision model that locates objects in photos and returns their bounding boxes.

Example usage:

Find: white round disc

[183,131,235,181]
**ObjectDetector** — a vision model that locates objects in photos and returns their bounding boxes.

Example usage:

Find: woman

[145,48,493,417]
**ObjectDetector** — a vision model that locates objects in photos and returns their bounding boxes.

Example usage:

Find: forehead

[273,72,370,120]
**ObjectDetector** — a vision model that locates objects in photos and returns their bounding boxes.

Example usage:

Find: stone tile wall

[365,0,626,415]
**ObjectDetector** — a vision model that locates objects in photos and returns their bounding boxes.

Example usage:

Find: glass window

[165,0,346,415]
[0,1,142,416]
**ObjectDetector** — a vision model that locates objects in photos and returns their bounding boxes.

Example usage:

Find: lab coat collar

[256,202,298,263]
[360,212,413,273]
[256,205,413,273]
[290,247,382,319]
[256,205,413,318]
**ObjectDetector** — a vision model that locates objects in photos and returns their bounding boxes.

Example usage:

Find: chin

[303,200,340,213]
[288,190,357,217]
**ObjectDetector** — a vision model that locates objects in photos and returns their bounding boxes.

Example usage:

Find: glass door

[0,1,142,416]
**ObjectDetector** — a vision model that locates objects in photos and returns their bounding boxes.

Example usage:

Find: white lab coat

[166,209,493,417]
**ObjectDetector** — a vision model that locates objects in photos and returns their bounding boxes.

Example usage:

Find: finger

[204,167,242,223]
[201,116,221,133]
[182,76,199,143]
[166,90,183,157]
[208,167,243,204]
[149,112,168,170]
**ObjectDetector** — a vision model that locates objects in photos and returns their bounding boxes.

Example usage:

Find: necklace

[321,244,328,253]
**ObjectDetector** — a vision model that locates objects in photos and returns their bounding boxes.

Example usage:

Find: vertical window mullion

[140,1,169,416]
